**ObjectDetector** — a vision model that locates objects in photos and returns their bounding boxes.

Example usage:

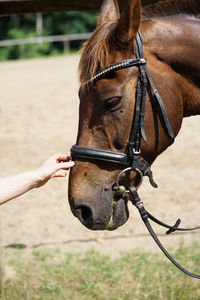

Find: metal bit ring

[116,167,143,193]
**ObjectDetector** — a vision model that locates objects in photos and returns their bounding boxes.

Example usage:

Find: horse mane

[142,0,200,19]
[79,20,117,86]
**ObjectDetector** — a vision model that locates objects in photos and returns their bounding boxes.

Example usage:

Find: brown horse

[69,0,200,231]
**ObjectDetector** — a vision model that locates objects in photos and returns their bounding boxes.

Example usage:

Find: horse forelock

[79,21,117,86]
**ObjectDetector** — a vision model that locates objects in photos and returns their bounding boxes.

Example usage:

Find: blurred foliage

[0,11,97,61]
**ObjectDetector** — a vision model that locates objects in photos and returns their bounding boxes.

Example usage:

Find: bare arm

[0,153,74,205]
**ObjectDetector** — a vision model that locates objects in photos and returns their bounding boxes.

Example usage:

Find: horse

[68,0,200,234]
[142,0,200,18]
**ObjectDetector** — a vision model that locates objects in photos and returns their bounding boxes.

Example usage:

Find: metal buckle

[133,148,141,155]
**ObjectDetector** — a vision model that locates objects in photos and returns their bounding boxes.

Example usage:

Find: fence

[0,32,92,51]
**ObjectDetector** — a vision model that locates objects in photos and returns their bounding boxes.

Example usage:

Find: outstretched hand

[0,153,75,205]
[34,153,75,187]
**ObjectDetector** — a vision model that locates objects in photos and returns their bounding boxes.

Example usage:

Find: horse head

[68,0,192,230]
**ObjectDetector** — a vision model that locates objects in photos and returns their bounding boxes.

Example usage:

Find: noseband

[71,33,200,278]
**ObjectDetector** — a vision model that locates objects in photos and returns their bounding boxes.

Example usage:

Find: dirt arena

[0,54,199,257]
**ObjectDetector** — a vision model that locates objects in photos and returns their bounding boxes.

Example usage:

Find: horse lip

[79,219,108,230]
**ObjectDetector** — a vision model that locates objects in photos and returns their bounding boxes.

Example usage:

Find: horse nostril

[76,205,93,224]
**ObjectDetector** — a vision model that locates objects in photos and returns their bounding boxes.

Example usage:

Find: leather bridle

[71,33,200,278]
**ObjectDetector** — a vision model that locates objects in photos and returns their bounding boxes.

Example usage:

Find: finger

[56,154,72,163]
[47,153,67,162]
[54,161,75,171]
[51,153,68,162]
[51,172,66,178]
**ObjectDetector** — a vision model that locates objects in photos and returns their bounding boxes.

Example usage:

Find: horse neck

[142,16,200,117]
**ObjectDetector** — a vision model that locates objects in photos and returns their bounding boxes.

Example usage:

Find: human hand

[34,153,74,188]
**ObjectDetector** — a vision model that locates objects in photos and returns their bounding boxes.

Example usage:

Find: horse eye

[104,97,122,111]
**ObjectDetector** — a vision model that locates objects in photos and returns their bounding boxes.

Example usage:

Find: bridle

[71,33,200,278]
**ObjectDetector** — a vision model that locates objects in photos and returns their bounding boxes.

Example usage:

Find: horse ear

[98,0,120,26]
[114,0,141,44]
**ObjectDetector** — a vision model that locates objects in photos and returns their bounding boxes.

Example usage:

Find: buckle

[133,148,141,155]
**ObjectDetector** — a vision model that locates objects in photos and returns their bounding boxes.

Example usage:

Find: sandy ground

[0,54,200,258]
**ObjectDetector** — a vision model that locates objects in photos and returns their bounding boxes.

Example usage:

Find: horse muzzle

[68,169,129,231]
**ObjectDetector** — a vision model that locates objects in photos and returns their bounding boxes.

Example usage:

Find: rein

[71,33,200,279]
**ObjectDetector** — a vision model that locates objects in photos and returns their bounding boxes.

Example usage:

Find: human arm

[0,153,74,205]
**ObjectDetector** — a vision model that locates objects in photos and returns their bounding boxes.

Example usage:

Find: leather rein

[71,33,200,279]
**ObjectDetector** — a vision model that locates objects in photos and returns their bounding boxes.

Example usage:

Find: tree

[0,11,97,60]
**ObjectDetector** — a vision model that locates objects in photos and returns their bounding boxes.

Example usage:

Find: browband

[86,58,146,84]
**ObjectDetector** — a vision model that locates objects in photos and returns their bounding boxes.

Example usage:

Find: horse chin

[105,196,129,231]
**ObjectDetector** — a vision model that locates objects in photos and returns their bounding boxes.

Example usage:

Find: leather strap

[88,58,146,84]
[71,145,128,165]
[146,211,200,235]
[135,33,174,142]
[130,187,200,279]
[145,67,175,141]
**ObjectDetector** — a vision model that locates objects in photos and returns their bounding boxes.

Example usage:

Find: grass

[0,242,200,300]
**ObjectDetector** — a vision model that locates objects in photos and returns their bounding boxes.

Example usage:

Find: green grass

[1,242,200,300]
